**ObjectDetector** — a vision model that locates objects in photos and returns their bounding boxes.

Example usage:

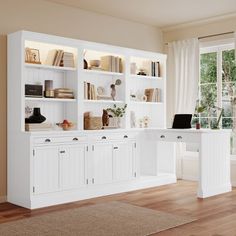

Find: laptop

[171,114,192,129]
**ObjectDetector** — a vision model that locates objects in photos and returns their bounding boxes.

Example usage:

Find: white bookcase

[7,31,174,209]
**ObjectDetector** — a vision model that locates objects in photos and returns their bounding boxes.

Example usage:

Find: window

[193,41,236,153]
[193,42,236,129]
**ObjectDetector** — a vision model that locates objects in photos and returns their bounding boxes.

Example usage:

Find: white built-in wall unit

[8,31,173,209]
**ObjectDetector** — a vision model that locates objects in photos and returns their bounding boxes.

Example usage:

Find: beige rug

[0,201,195,236]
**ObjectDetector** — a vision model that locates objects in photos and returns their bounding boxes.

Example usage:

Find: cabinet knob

[60,150,66,154]
[101,136,107,140]
[160,135,165,139]
[73,137,78,141]
[124,135,128,138]
[113,147,118,149]
[177,136,182,139]
[45,139,51,143]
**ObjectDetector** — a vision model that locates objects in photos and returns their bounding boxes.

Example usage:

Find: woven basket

[84,116,102,130]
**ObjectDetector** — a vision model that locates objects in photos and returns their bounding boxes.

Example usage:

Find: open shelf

[130,74,162,80]
[25,97,77,102]
[84,99,124,104]
[25,63,77,71]
[83,69,124,77]
[130,101,163,105]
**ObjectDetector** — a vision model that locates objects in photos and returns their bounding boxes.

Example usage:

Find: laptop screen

[172,114,192,129]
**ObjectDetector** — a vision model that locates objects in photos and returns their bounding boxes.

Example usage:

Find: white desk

[145,129,232,198]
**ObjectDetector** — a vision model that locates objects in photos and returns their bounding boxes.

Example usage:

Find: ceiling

[46,0,236,29]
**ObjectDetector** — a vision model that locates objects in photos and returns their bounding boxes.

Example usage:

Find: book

[100,55,112,71]
[45,50,57,65]
[25,123,52,131]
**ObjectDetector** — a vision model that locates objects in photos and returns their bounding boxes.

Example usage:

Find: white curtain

[167,38,199,126]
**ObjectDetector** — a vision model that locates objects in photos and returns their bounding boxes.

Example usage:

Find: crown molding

[161,12,236,32]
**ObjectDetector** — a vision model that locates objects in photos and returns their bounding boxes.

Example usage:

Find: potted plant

[107,104,127,128]
[195,105,205,129]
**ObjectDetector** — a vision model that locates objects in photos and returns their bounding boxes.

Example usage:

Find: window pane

[222,101,232,117]
[222,118,233,129]
[200,118,209,128]
[222,49,236,82]
[222,82,236,100]
[200,52,217,83]
[200,84,217,117]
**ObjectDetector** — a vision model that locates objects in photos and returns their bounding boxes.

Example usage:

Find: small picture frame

[25,47,41,64]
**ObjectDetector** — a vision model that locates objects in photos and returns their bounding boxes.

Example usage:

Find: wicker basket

[84,116,102,130]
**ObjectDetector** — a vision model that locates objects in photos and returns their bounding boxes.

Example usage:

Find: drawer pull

[160,135,165,139]
[73,137,78,141]
[101,136,107,140]
[45,139,51,143]
[177,136,182,139]
[114,147,118,149]
[124,135,128,138]
[60,150,66,154]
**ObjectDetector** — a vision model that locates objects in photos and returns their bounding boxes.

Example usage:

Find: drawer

[89,133,136,141]
[33,135,87,145]
[157,132,200,143]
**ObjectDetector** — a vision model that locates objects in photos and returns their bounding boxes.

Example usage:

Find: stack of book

[84,82,97,100]
[45,49,75,67]
[144,88,161,102]
[25,123,52,131]
[100,55,122,73]
[54,88,74,99]
[142,61,160,77]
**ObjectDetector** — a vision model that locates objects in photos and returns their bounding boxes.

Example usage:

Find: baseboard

[0,195,7,203]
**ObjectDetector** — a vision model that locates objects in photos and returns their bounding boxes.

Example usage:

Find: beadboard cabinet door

[59,144,87,190]
[113,142,135,182]
[33,146,59,194]
[91,143,113,185]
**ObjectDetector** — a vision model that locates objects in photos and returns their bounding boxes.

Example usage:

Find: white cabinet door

[33,146,59,194]
[113,142,135,182]
[59,144,87,190]
[91,143,113,185]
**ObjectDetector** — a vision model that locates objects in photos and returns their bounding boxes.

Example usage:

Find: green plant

[107,104,127,117]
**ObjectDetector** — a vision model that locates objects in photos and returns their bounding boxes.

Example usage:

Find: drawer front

[33,136,87,145]
[157,132,200,143]
[89,133,136,141]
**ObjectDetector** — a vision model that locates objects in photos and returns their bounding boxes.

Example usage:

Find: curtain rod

[164,31,234,45]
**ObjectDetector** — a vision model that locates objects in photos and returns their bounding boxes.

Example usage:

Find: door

[59,144,87,190]
[33,146,59,194]
[91,143,113,185]
[113,141,134,182]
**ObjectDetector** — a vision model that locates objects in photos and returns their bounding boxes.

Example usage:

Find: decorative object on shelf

[102,110,109,127]
[25,107,46,124]
[107,104,127,128]
[54,88,74,99]
[195,105,205,129]
[25,123,52,131]
[130,111,136,128]
[89,60,100,68]
[97,86,105,96]
[84,59,88,69]
[137,69,147,76]
[143,116,150,128]
[44,80,54,98]
[84,112,102,130]
[141,95,147,102]
[130,62,137,74]
[25,84,43,98]
[57,119,74,131]
[110,79,122,101]
[25,48,41,64]
[139,118,143,128]
[144,88,161,102]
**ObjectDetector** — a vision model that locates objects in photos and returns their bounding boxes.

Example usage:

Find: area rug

[0,201,195,236]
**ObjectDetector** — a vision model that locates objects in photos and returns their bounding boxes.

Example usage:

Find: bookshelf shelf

[25,63,77,71]
[25,97,77,102]
[129,101,163,105]
[130,74,162,80]
[83,69,124,77]
[83,99,124,104]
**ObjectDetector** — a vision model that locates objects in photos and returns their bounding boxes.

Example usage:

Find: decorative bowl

[89,60,100,67]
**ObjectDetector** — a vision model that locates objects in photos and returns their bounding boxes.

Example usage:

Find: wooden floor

[1,180,236,235]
